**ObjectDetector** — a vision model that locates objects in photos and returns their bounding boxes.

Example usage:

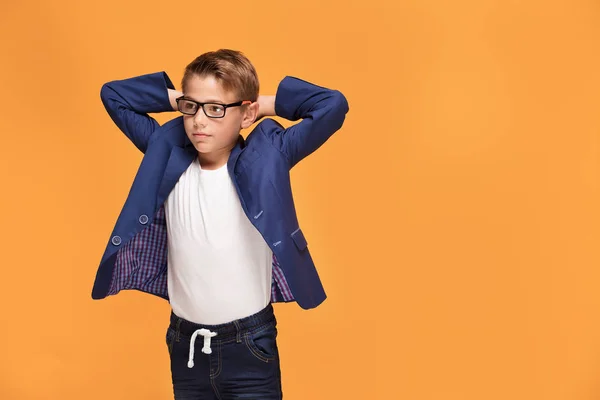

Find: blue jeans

[165,303,283,399]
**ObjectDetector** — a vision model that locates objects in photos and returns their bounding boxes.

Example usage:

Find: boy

[92,49,348,399]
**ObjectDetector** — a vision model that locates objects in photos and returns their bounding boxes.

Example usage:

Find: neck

[196,134,241,170]
[197,145,235,170]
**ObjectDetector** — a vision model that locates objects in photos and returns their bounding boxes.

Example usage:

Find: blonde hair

[181,49,259,102]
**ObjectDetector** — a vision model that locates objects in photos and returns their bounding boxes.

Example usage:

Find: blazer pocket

[291,228,308,251]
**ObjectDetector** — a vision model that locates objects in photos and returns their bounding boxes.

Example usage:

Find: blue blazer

[91,71,348,309]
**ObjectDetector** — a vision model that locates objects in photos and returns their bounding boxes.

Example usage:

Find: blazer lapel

[156,123,197,207]
[227,134,250,213]
[227,134,245,177]
[156,146,197,207]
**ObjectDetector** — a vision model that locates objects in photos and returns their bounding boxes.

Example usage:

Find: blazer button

[139,214,149,225]
[111,235,122,246]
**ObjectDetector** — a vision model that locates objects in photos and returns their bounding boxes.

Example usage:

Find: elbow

[99,82,114,106]
[100,81,123,105]
[330,90,349,131]
[99,82,125,114]
[334,90,349,115]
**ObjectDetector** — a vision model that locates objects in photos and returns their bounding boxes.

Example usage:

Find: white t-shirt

[164,156,273,325]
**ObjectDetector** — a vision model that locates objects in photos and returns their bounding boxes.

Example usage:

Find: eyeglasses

[175,96,252,118]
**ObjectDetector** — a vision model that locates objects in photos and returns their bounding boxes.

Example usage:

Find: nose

[193,106,210,126]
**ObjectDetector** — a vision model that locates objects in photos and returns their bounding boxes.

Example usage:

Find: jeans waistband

[169,303,275,341]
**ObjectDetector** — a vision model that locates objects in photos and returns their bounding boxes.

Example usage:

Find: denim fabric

[166,304,282,399]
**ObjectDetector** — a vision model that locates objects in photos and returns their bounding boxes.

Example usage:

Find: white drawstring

[188,328,218,368]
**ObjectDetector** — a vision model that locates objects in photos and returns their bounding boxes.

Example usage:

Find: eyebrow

[182,95,225,104]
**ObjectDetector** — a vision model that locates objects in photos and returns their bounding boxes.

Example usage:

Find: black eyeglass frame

[175,96,252,118]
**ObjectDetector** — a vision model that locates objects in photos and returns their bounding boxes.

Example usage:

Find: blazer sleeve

[268,76,349,168]
[99,71,176,153]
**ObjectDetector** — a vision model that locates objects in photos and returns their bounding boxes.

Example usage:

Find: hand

[255,95,276,121]
[168,88,183,111]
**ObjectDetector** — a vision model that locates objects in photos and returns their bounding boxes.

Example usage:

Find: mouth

[192,132,211,138]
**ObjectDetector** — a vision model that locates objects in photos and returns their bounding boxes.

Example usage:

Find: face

[181,74,257,157]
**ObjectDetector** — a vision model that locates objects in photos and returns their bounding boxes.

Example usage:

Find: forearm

[168,88,183,111]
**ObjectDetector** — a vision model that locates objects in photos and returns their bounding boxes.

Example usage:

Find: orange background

[1,0,600,399]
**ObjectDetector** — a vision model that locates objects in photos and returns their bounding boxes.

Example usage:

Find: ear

[240,102,259,129]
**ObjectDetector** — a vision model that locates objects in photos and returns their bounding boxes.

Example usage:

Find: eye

[207,104,224,113]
